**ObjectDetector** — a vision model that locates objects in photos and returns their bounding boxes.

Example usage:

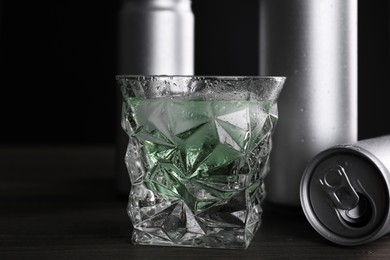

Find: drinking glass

[116,75,285,249]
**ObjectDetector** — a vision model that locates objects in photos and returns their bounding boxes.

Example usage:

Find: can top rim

[300,145,390,246]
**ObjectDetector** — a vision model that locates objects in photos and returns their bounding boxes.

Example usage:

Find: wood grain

[1,146,389,259]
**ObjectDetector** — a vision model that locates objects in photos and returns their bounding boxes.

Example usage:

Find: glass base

[131,223,261,249]
[128,189,264,249]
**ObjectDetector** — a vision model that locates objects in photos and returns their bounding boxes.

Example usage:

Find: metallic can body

[259,0,358,207]
[300,135,390,245]
[116,0,194,195]
[117,0,194,75]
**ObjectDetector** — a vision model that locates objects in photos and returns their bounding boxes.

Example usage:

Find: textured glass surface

[116,76,285,249]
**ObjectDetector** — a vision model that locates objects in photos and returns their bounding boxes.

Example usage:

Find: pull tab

[319,165,359,210]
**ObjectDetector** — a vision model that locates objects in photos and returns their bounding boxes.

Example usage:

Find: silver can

[259,0,358,207]
[300,135,390,246]
[116,0,194,195]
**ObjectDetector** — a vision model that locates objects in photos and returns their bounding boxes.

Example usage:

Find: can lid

[300,145,390,246]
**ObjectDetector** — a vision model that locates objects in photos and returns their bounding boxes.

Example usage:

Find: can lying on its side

[300,135,390,246]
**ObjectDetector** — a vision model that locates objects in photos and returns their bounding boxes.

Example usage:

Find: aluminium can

[259,0,358,207]
[300,135,390,246]
[116,0,194,195]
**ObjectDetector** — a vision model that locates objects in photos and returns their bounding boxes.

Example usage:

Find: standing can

[116,0,194,195]
[300,135,390,246]
[259,0,358,207]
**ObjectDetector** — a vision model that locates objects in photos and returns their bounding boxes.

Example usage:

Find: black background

[1,0,389,145]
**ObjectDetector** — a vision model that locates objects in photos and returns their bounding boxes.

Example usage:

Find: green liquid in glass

[123,97,277,248]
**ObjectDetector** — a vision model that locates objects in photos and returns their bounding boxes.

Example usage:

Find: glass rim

[115,74,286,81]
[116,74,286,101]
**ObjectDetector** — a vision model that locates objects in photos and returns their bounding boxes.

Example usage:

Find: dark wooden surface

[1,146,390,259]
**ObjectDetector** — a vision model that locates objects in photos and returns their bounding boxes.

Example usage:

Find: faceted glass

[116,75,285,249]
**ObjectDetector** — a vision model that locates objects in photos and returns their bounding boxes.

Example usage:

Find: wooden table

[1,146,390,259]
